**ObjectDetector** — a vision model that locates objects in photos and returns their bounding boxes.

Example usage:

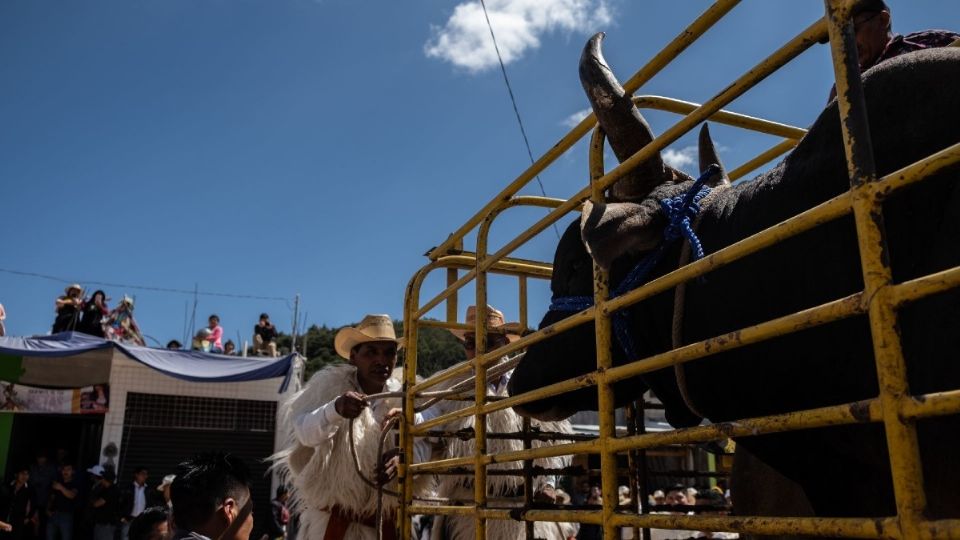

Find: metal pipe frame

[398,1,960,538]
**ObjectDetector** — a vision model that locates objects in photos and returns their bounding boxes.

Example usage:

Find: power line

[478,0,561,240]
[0,267,289,302]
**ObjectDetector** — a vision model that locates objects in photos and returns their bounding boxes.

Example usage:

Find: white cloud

[662,145,697,172]
[425,0,612,73]
[561,107,592,128]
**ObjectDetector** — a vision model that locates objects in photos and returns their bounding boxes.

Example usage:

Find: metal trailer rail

[396,1,960,539]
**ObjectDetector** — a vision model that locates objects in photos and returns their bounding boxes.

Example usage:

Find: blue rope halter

[548,164,719,361]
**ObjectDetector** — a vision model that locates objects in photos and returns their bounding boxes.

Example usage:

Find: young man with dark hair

[46,463,79,540]
[127,506,170,540]
[120,467,150,540]
[170,453,252,540]
[253,313,278,357]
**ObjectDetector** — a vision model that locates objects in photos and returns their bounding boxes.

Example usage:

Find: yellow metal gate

[397,1,960,538]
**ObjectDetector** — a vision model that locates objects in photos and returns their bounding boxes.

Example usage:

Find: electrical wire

[0,267,289,302]
[478,0,561,239]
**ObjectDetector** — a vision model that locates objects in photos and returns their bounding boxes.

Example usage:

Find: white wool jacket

[273,363,404,540]
[422,359,573,540]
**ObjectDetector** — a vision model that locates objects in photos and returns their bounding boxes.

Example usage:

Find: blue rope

[548,164,719,361]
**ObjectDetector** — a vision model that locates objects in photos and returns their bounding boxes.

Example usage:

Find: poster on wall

[0,381,109,414]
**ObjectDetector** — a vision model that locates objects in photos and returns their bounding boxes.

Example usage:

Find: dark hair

[259,313,269,320]
[90,290,107,302]
[128,506,169,540]
[170,453,250,532]
[166,340,182,349]
[134,466,148,475]
[695,489,726,506]
[209,314,220,323]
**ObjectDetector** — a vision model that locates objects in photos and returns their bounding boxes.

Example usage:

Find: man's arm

[293,392,367,447]
[53,482,77,500]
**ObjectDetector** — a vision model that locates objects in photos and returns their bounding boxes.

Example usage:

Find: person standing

[417,305,572,540]
[274,314,430,540]
[52,285,84,334]
[253,313,279,357]
[77,291,109,338]
[89,470,120,540]
[29,451,56,539]
[119,467,149,540]
[45,464,78,540]
[1,466,36,540]
[0,303,7,337]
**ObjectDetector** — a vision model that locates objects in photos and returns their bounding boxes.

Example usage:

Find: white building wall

[101,354,299,478]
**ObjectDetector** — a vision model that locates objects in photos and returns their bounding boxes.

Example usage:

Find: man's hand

[334,391,367,419]
[534,485,557,504]
[382,407,402,430]
[375,448,401,485]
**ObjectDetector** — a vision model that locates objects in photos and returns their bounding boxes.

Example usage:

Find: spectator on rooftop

[52,285,84,334]
[193,315,223,354]
[77,290,109,338]
[104,297,145,346]
[223,341,236,356]
[165,340,182,350]
[0,303,6,336]
[253,313,279,357]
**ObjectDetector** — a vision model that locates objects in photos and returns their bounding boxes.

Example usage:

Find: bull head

[580,32,728,269]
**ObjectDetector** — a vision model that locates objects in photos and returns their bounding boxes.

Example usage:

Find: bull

[507,33,960,520]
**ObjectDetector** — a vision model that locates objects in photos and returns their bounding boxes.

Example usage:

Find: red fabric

[321,506,397,540]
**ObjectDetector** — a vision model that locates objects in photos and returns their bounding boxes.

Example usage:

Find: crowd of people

[0,286,281,359]
[0,451,292,540]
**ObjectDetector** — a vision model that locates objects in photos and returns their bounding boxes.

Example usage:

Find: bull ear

[580,33,670,201]
[698,123,729,186]
[581,199,664,271]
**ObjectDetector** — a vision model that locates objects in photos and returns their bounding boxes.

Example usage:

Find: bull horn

[580,32,668,201]
[698,123,729,185]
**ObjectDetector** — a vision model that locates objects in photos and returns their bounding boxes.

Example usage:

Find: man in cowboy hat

[274,314,430,540]
[418,305,572,540]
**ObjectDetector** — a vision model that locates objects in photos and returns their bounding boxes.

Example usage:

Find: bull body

[509,36,960,520]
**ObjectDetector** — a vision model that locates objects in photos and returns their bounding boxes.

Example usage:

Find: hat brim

[449,322,523,342]
[334,327,402,360]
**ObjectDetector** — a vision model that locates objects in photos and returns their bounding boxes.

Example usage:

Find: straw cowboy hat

[65,284,83,295]
[448,305,522,342]
[334,314,401,360]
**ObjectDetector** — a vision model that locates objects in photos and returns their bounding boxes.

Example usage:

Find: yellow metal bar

[890,265,960,308]
[446,268,458,324]
[727,138,798,181]
[589,126,620,540]
[825,2,926,538]
[408,388,960,476]
[874,140,960,199]
[427,0,739,261]
[919,519,960,540]
[633,95,807,139]
[518,275,528,332]
[473,219,495,539]
[608,514,900,540]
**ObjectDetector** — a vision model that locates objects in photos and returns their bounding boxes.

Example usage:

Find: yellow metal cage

[397,1,960,539]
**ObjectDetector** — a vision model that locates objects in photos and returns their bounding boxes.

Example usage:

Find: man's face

[462,332,510,360]
[579,482,591,494]
[666,490,688,506]
[209,318,218,328]
[351,342,398,389]
[135,470,149,485]
[16,470,29,484]
[61,465,73,481]
[854,10,890,69]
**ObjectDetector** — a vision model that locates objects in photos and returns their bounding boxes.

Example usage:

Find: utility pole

[291,293,300,353]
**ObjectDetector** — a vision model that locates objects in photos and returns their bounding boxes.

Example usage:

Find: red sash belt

[320,505,397,540]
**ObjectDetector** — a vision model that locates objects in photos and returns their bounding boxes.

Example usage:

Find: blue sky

[1,0,955,346]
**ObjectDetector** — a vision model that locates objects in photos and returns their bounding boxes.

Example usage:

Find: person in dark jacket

[45,464,79,540]
[1,466,36,540]
[89,470,119,540]
[52,285,84,334]
[77,290,108,338]
[119,467,150,540]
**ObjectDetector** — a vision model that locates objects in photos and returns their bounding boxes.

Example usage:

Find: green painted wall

[0,354,24,479]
